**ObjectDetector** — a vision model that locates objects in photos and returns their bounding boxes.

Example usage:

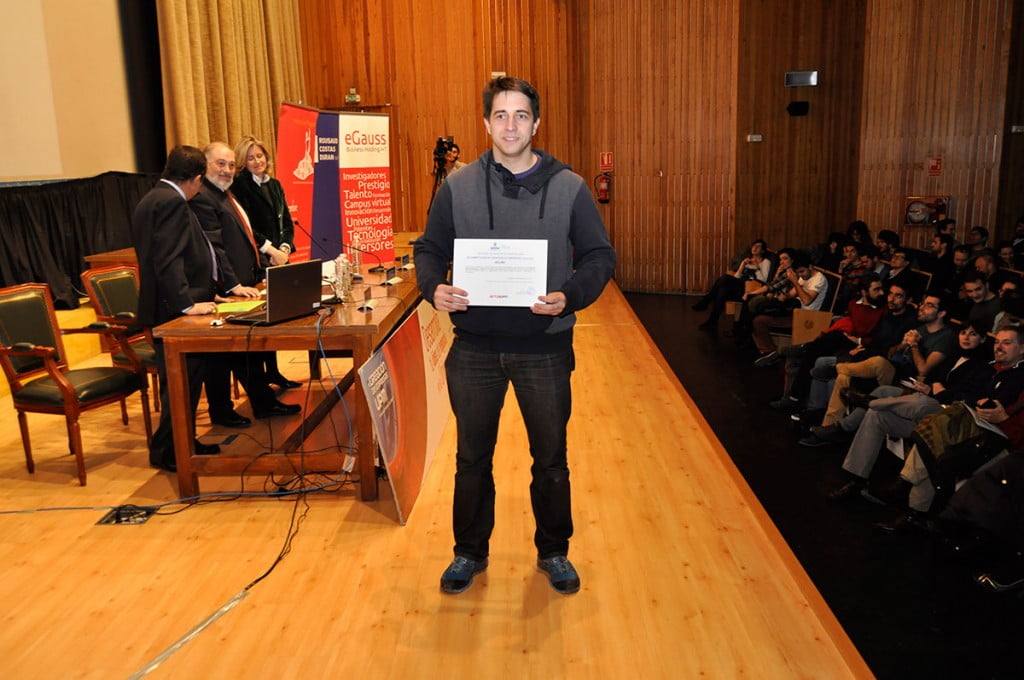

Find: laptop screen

[265,259,323,324]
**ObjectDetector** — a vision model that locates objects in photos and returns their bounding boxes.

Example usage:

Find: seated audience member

[834,241,868,312]
[974,250,1017,294]
[733,248,796,338]
[862,243,889,280]
[884,248,915,295]
[967,225,990,255]
[958,272,1001,333]
[933,235,954,284]
[750,253,827,366]
[817,292,957,428]
[997,240,1017,271]
[811,232,847,272]
[876,230,900,259]
[822,322,991,475]
[1012,216,1024,265]
[846,220,872,247]
[940,451,1024,594]
[770,273,885,407]
[874,326,1024,533]
[797,283,918,442]
[693,238,772,331]
[993,280,1024,331]
[936,217,958,241]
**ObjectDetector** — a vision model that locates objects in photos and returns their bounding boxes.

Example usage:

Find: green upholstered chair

[80,265,161,413]
[0,283,152,485]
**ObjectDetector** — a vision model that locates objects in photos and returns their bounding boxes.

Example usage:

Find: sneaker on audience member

[809,423,852,444]
[798,433,831,447]
[769,396,800,412]
[440,556,488,594]
[537,555,581,594]
[754,351,781,367]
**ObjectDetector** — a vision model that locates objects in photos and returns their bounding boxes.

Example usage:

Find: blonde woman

[232,136,294,267]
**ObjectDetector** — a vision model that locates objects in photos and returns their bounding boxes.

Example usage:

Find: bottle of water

[350,231,363,276]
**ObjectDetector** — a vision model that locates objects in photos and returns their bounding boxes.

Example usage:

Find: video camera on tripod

[428,135,457,215]
[434,135,455,171]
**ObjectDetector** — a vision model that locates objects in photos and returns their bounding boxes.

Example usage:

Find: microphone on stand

[292,220,387,274]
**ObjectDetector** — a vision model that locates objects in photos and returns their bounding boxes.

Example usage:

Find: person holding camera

[445,143,467,176]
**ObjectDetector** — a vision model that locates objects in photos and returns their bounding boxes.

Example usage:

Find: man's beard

[209,175,232,191]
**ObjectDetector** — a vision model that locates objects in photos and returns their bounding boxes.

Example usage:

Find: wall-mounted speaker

[786,101,809,116]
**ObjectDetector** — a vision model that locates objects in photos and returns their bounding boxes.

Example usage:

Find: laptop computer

[226,259,323,326]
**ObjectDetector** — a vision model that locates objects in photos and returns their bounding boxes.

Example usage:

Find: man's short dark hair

[971,226,990,241]
[892,247,910,260]
[887,281,912,302]
[791,252,812,270]
[860,243,880,259]
[962,271,988,288]
[996,324,1024,344]
[877,230,900,248]
[923,290,949,313]
[935,233,955,249]
[858,272,881,293]
[483,77,540,120]
[161,145,206,182]
[954,244,973,256]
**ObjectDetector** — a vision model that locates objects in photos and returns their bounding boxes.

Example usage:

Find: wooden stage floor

[0,284,870,678]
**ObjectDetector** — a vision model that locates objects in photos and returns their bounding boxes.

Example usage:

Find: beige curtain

[156,0,306,155]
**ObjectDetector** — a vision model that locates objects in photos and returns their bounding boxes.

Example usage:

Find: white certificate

[452,238,548,307]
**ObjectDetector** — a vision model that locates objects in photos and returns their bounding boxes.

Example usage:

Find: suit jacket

[130,181,218,327]
[191,178,263,289]
[231,169,295,252]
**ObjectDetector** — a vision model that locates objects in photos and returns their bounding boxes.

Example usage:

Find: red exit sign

[599,152,613,172]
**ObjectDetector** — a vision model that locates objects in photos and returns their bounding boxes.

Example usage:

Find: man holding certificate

[415,77,616,595]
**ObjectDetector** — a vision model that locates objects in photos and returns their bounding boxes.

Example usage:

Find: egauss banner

[277,103,395,265]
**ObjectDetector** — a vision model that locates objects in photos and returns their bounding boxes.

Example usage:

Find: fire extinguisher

[594,172,612,204]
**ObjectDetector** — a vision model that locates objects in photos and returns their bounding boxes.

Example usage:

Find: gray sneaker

[537,555,581,594]
[754,350,781,367]
[440,556,487,594]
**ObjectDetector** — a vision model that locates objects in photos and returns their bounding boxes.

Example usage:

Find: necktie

[228,192,262,267]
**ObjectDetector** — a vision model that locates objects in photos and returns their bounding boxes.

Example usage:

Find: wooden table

[153,271,421,501]
[84,247,137,267]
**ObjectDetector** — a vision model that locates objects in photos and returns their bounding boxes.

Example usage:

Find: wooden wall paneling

[997,0,1024,235]
[735,1,864,267]
[859,0,1014,250]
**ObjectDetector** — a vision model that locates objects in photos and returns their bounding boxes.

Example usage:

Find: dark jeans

[445,338,574,561]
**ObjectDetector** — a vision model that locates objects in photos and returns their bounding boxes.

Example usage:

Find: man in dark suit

[191,142,301,424]
[131,145,229,471]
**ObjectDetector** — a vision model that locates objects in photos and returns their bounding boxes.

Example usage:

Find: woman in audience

[732,247,796,339]
[693,239,772,331]
[846,220,872,247]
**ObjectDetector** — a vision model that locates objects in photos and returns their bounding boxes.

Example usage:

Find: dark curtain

[0,171,158,309]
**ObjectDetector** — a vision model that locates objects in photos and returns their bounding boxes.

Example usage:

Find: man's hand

[903,329,921,347]
[532,292,567,316]
[977,399,1009,424]
[229,284,261,298]
[185,301,218,315]
[432,283,469,313]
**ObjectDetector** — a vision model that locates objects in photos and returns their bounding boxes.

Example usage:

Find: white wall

[0,0,136,181]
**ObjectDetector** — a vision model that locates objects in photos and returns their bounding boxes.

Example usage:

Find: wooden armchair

[0,283,152,485]
[80,265,160,412]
